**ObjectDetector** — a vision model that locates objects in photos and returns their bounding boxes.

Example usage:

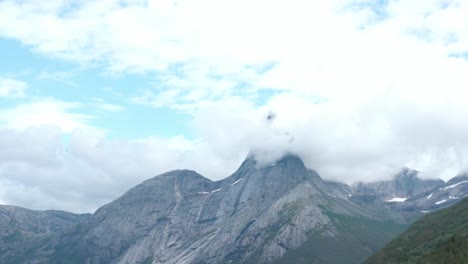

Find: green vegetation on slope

[365,197,468,264]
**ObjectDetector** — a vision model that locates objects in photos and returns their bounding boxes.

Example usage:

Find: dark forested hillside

[365,197,468,264]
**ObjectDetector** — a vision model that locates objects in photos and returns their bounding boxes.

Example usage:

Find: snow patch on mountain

[231,178,243,186]
[444,181,468,190]
[435,199,447,205]
[387,197,408,202]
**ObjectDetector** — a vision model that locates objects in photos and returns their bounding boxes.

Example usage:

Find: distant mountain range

[0,205,90,256]
[0,154,466,263]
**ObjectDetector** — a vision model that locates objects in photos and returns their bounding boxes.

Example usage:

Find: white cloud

[0,98,93,133]
[3,91,468,213]
[0,77,28,98]
[37,70,78,87]
[0,126,242,213]
[95,103,125,112]
[190,92,468,184]
[1,0,467,107]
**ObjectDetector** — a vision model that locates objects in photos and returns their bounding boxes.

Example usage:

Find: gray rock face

[350,170,468,220]
[388,173,468,215]
[353,168,445,201]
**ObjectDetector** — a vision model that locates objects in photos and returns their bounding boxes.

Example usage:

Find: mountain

[0,205,90,255]
[385,173,468,220]
[365,196,468,264]
[349,169,467,221]
[0,155,408,264]
[352,168,444,202]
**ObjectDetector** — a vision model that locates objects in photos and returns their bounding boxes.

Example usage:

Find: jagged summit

[146,169,211,182]
[353,168,445,201]
[271,153,305,167]
[243,152,304,165]
[395,167,419,180]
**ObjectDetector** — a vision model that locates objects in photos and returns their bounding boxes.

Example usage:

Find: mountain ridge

[0,154,466,264]
[0,154,407,264]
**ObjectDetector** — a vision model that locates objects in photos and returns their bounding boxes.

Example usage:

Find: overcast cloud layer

[1,0,468,213]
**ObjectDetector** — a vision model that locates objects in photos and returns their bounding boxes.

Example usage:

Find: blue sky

[1,0,468,213]
[0,38,194,139]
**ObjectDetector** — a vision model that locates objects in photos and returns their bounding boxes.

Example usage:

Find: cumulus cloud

[0,126,243,213]
[0,98,93,133]
[0,77,28,98]
[1,0,467,108]
[190,90,468,186]
[1,93,468,212]
[191,93,468,184]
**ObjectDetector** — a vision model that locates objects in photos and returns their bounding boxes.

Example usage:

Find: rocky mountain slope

[365,196,468,264]
[0,205,90,255]
[391,174,468,214]
[0,155,408,264]
[350,170,468,220]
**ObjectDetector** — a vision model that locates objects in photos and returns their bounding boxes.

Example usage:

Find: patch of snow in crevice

[211,189,222,193]
[269,163,276,167]
[435,199,447,205]
[421,210,430,213]
[386,197,408,202]
[231,178,243,186]
[427,193,434,199]
[198,188,222,195]
[444,181,468,190]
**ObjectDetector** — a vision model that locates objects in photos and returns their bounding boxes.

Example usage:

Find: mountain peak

[244,153,305,168]
[231,153,309,184]
[275,153,304,164]
[394,167,419,181]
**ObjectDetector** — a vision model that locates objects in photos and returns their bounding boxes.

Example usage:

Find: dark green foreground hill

[365,196,468,264]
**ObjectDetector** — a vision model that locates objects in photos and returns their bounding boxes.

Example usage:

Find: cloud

[1,1,467,109]
[190,91,468,184]
[0,77,28,98]
[0,98,93,133]
[3,91,468,213]
[37,70,78,87]
[95,103,125,112]
[0,126,242,213]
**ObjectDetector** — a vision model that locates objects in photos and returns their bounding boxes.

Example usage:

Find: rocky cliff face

[0,155,408,264]
[388,173,468,215]
[351,170,468,220]
[353,168,445,201]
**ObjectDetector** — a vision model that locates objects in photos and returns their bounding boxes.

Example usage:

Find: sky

[1,0,468,213]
